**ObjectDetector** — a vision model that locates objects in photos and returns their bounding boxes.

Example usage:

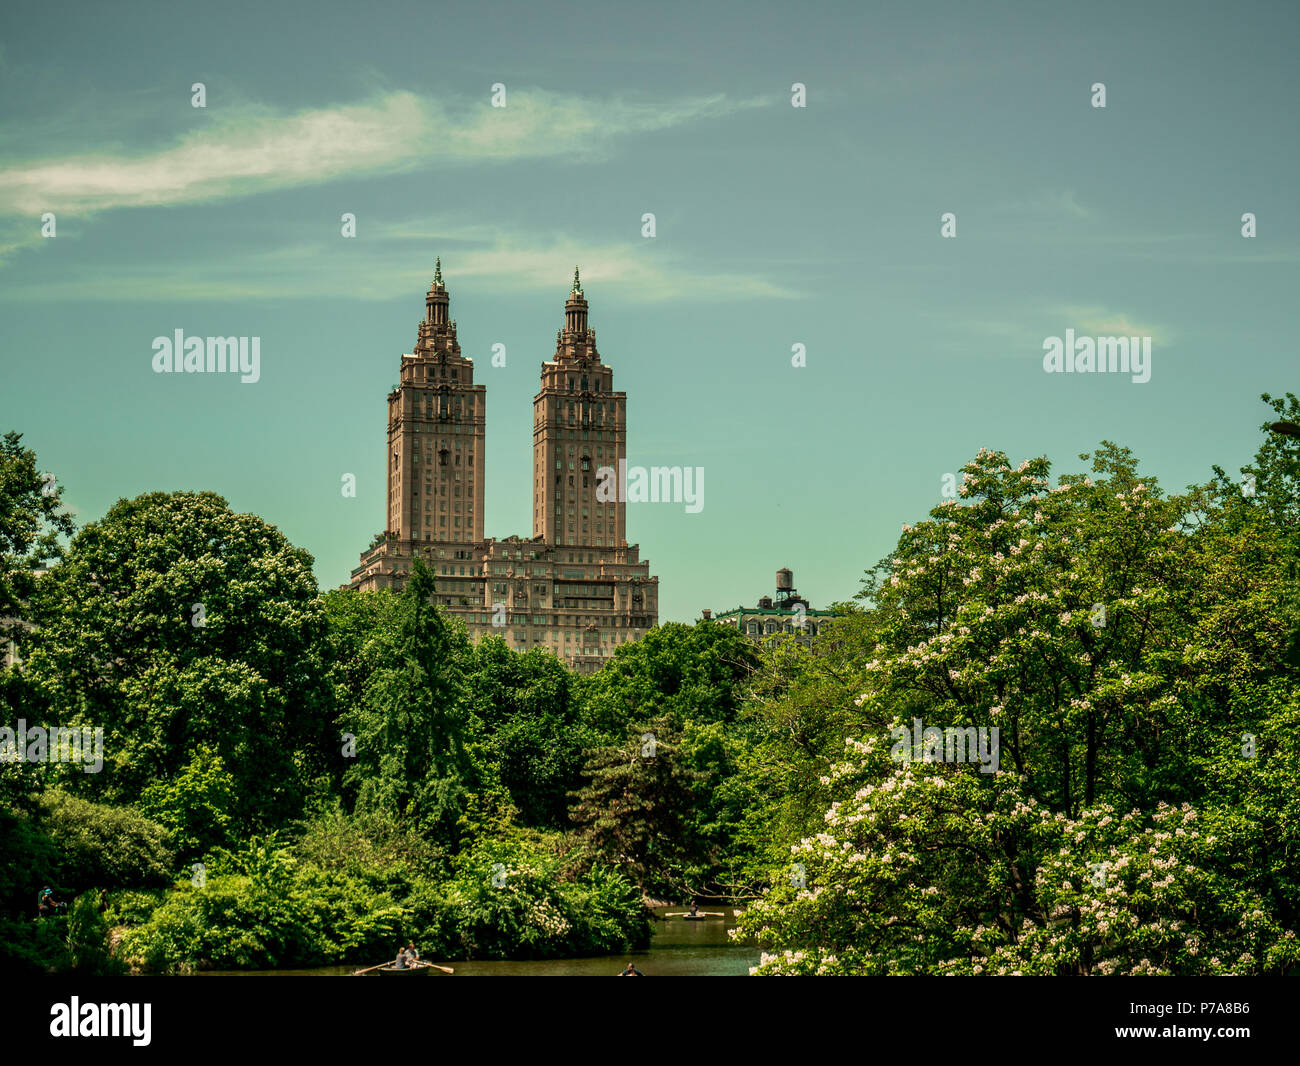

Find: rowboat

[375,961,441,976]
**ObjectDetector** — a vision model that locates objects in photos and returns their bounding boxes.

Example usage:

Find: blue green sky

[2,0,1297,621]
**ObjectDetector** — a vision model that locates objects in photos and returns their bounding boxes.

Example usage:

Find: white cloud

[0,222,790,304]
[0,89,763,217]
[1058,305,1168,344]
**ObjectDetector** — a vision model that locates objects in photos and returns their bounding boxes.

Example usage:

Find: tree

[734,438,1300,975]
[138,744,236,861]
[1210,391,1300,666]
[735,756,1300,976]
[0,432,76,791]
[731,606,878,883]
[579,621,758,735]
[338,560,474,842]
[464,638,591,829]
[0,431,74,638]
[22,491,331,831]
[568,717,702,899]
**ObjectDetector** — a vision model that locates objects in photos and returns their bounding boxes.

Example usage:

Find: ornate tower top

[418,256,457,354]
[566,263,592,340]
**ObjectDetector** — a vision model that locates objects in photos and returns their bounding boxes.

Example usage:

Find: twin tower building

[348,260,659,673]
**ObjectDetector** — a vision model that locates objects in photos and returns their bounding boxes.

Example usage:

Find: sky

[2,0,1298,623]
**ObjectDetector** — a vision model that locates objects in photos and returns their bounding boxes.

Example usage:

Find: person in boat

[617,961,644,976]
[394,947,409,969]
[404,941,419,962]
[687,902,699,917]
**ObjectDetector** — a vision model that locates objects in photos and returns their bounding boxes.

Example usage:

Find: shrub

[39,790,174,889]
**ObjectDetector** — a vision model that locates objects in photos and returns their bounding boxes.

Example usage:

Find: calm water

[201,907,758,977]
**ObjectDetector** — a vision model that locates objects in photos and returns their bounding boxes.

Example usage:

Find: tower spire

[563,267,589,338]
[425,258,450,329]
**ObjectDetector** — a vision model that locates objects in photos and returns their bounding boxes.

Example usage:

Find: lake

[200,906,759,977]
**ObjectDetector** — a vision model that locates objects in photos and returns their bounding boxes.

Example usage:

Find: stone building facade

[349,263,658,673]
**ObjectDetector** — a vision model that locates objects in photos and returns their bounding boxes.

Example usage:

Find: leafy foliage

[22,491,332,830]
[39,789,174,889]
[733,416,1300,975]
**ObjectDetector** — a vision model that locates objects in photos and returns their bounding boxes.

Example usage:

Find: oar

[664,911,727,917]
[352,961,391,976]
[428,963,454,974]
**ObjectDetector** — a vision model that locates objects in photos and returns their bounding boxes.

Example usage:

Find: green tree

[735,436,1300,975]
[340,560,474,842]
[464,638,591,829]
[0,431,75,643]
[568,717,702,899]
[0,432,76,799]
[138,745,236,861]
[40,789,174,888]
[22,491,332,831]
[579,620,758,734]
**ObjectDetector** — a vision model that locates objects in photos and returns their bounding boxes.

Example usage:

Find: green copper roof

[710,605,837,618]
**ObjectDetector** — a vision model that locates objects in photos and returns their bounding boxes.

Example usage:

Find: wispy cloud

[0,89,764,217]
[1057,304,1169,344]
[923,302,1171,359]
[0,220,790,304]
[993,189,1090,220]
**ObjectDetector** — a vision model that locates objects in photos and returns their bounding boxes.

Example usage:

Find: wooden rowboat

[352,959,453,976]
[375,961,441,976]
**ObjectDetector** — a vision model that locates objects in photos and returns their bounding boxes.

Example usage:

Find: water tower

[775,568,794,605]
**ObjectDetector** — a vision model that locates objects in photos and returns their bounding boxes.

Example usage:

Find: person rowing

[617,961,644,976]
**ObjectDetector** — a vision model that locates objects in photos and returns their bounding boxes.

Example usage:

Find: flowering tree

[734,442,1300,975]
[736,752,1297,974]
